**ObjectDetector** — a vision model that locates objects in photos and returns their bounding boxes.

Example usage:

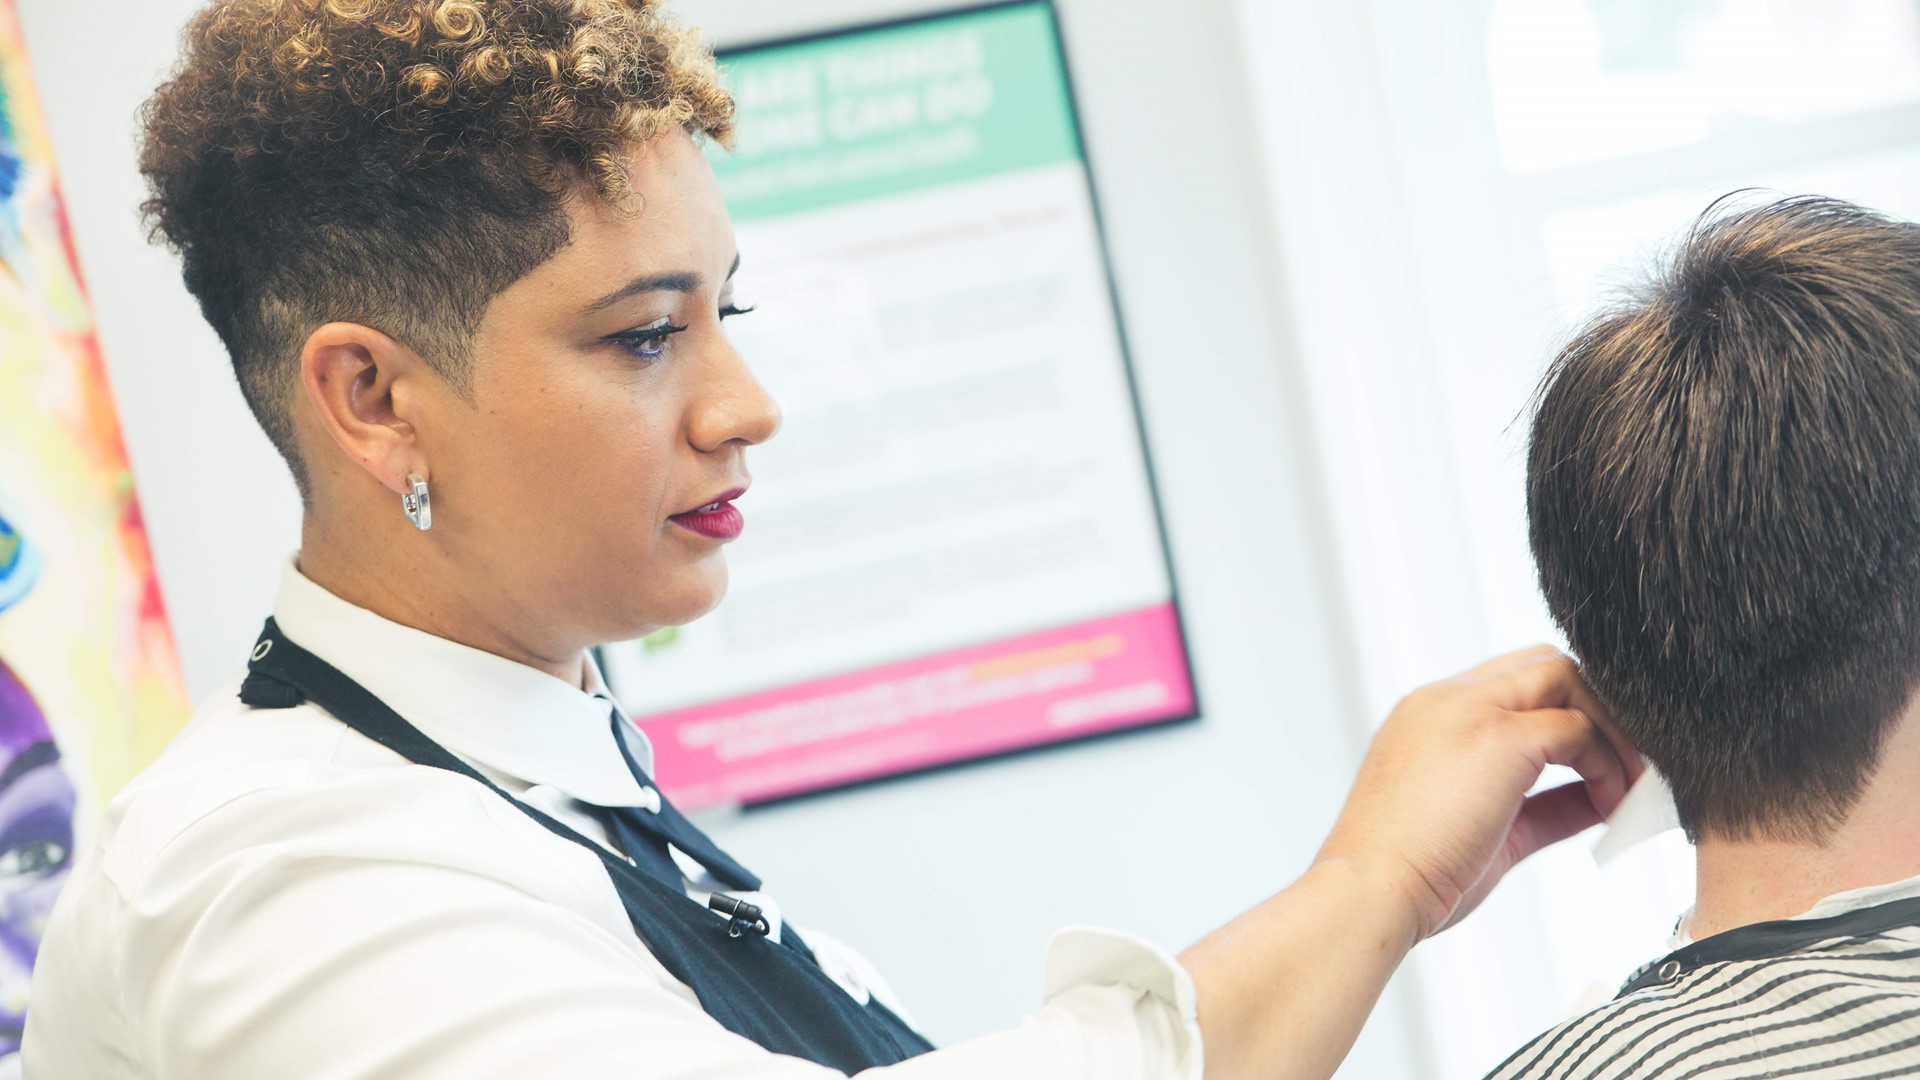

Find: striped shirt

[1487,895,1920,1079]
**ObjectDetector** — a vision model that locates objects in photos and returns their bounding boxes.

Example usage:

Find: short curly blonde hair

[140,0,735,492]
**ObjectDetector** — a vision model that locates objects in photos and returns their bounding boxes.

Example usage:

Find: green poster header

[709,3,1082,222]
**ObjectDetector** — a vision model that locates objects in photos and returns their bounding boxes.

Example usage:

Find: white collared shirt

[22,560,1201,1079]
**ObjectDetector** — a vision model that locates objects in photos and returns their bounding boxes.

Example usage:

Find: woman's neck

[298,517,588,687]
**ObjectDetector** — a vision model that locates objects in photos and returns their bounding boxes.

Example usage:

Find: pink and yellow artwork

[0,0,189,1057]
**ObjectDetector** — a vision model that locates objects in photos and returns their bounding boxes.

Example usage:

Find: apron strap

[236,618,935,1067]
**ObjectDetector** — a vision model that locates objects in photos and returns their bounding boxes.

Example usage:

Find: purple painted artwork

[0,659,68,1060]
[0,511,68,1063]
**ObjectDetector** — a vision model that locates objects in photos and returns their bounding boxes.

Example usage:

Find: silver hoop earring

[401,472,432,531]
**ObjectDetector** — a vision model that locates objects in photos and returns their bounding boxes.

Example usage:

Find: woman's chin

[616,571,729,639]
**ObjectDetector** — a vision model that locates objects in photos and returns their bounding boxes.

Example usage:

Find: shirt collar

[271,556,657,807]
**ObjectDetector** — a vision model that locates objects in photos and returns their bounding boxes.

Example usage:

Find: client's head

[141,1,782,654]
[1527,195,1920,844]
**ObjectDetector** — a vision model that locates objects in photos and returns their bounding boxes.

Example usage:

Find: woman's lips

[669,490,746,541]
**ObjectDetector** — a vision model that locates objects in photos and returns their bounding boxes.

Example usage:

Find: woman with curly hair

[19,2,1633,1078]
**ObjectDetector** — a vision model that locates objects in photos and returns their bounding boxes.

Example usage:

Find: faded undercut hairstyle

[139,0,736,492]
[1528,195,1920,842]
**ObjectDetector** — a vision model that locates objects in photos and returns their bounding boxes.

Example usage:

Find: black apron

[238,618,936,1074]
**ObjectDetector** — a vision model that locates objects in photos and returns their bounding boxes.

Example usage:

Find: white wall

[16,0,1428,1074]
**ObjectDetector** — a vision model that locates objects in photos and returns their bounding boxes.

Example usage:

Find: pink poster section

[638,603,1194,810]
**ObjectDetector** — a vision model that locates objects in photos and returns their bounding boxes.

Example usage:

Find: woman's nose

[688,339,783,453]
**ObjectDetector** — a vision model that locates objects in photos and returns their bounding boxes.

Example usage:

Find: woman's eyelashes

[608,316,689,361]
[607,304,755,361]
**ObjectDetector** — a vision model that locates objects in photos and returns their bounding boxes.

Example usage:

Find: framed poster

[0,0,190,1069]
[604,0,1196,809]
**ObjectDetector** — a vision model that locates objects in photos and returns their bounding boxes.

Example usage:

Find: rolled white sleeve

[866,929,1203,1080]
[27,761,1203,1080]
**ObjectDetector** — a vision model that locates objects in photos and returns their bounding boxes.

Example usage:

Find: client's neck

[1691,715,1920,940]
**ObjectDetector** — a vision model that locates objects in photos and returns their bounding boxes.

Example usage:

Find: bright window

[1489,0,1920,171]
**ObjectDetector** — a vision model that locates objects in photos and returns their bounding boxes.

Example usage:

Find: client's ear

[297,321,435,498]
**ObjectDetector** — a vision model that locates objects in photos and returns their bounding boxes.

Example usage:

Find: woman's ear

[298,322,434,496]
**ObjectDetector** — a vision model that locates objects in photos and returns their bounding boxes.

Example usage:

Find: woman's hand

[1180,645,1637,1080]
[1316,645,1641,940]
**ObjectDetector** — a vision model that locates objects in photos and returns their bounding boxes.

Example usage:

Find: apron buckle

[708,894,771,940]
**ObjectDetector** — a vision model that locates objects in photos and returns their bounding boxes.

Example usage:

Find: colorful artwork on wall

[0,0,190,1061]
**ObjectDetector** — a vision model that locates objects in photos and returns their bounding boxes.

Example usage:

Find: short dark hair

[1527,195,1920,842]
[138,0,736,492]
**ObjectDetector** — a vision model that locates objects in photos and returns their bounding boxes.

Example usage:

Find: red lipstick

[669,487,747,541]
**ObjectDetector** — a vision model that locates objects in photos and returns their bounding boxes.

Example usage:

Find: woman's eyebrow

[583,255,743,315]
[584,271,703,314]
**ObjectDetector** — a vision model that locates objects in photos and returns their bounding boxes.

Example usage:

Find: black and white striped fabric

[1487,896,1920,1079]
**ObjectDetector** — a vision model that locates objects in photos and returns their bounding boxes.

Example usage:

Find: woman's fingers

[1505,782,1607,867]
[1318,645,1642,940]
[1577,689,1644,788]
[1484,650,1583,710]
[1484,650,1647,791]
[1521,703,1633,818]
[1460,643,1567,682]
